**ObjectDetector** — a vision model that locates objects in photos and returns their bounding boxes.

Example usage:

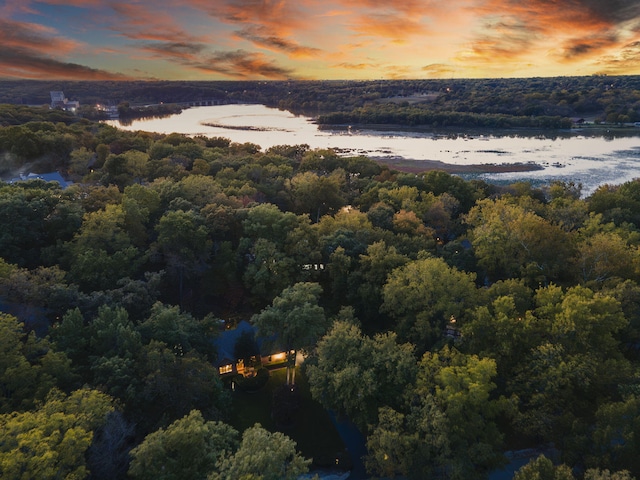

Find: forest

[3,75,640,128]
[1,97,640,480]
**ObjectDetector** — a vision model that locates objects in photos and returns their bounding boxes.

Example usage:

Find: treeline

[317,105,574,129]
[3,75,640,127]
[1,106,640,479]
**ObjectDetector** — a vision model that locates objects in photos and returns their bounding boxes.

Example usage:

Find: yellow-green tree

[128,410,239,480]
[0,388,114,480]
[466,198,574,284]
[211,423,310,480]
[381,256,478,352]
[306,320,416,429]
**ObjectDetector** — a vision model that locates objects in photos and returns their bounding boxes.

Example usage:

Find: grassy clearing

[227,366,348,468]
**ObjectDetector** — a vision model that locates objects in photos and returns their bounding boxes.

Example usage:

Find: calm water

[107,104,640,195]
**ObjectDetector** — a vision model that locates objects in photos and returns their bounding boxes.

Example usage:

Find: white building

[50,91,80,112]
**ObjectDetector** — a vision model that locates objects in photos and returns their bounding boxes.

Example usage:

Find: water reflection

[107,104,640,195]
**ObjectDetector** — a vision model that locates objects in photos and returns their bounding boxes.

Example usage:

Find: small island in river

[372,156,544,174]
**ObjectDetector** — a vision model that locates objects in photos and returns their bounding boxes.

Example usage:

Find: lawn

[227,366,350,469]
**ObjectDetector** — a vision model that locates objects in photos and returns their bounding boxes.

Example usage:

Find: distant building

[96,103,119,119]
[50,91,80,112]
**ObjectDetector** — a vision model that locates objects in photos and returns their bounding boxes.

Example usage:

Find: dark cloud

[491,0,640,27]
[179,49,295,79]
[0,46,130,80]
[576,0,640,24]
[236,27,321,57]
[559,34,620,60]
[139,42,207,58]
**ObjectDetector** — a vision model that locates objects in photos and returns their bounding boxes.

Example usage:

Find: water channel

[107,104,640,195]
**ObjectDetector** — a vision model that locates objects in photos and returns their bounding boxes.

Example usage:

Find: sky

[2,0,640,81]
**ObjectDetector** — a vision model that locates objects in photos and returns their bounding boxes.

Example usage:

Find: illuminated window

[219,364,233,374]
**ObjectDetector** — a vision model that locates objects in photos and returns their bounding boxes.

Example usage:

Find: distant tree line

[2,75,640,127]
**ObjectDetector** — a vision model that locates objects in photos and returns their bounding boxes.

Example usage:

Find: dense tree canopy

[1,100,640,479]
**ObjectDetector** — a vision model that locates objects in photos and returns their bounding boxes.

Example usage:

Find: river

[107,104,640,195]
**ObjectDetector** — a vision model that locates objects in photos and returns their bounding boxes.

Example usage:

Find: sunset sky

[2,0,640,81]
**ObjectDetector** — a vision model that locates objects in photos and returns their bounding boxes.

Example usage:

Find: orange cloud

[194,50,296,79]
[453,0,640,73]
[593,40,640,74]
[235,26,322,58]
[0,18,80,54]
[422,63,456,77]
[382,64,414,79]
[0,18,130,80]
[350,13,428,43]
[333,62,379,70]
[110,2,206,43]
[192,0,308,32]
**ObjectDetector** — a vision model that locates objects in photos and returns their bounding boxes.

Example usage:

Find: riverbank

[371,156,544,175]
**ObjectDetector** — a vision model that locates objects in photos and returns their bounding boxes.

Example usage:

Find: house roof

[9,172,71,189]
[213,320,255,366]
[213,320,280,367]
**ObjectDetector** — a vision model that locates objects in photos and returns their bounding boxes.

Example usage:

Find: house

[213,320,288,376]
[50,91,80,112]
[8,172,71,189]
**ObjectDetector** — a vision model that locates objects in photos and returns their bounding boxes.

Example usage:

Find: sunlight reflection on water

[107,104,640,195]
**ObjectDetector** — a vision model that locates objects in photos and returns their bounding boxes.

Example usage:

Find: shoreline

[370,156,544,174]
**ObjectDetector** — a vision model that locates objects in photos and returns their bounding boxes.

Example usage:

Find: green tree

[137,341,228,428]
[575,230,639,285]
[67,203,143,291]
[466,198,574,283]
[153,209,212,307]
[211,423,310,480]
[366,347,510,480]
[138,303,217,359]
[513,455,575,480]
[129,410,239,480]
[415,347,511,479]
[0,313,75,413]
[242,238,298,304]
[252,282,328,385]
[584,469,636,480]
[381,256,478,352]
[0,388,114,480]
[288,170,346,221]
[349,241,409,326]
[0,183,66,267]
[586,396,640,475]
[306,320,417,429]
